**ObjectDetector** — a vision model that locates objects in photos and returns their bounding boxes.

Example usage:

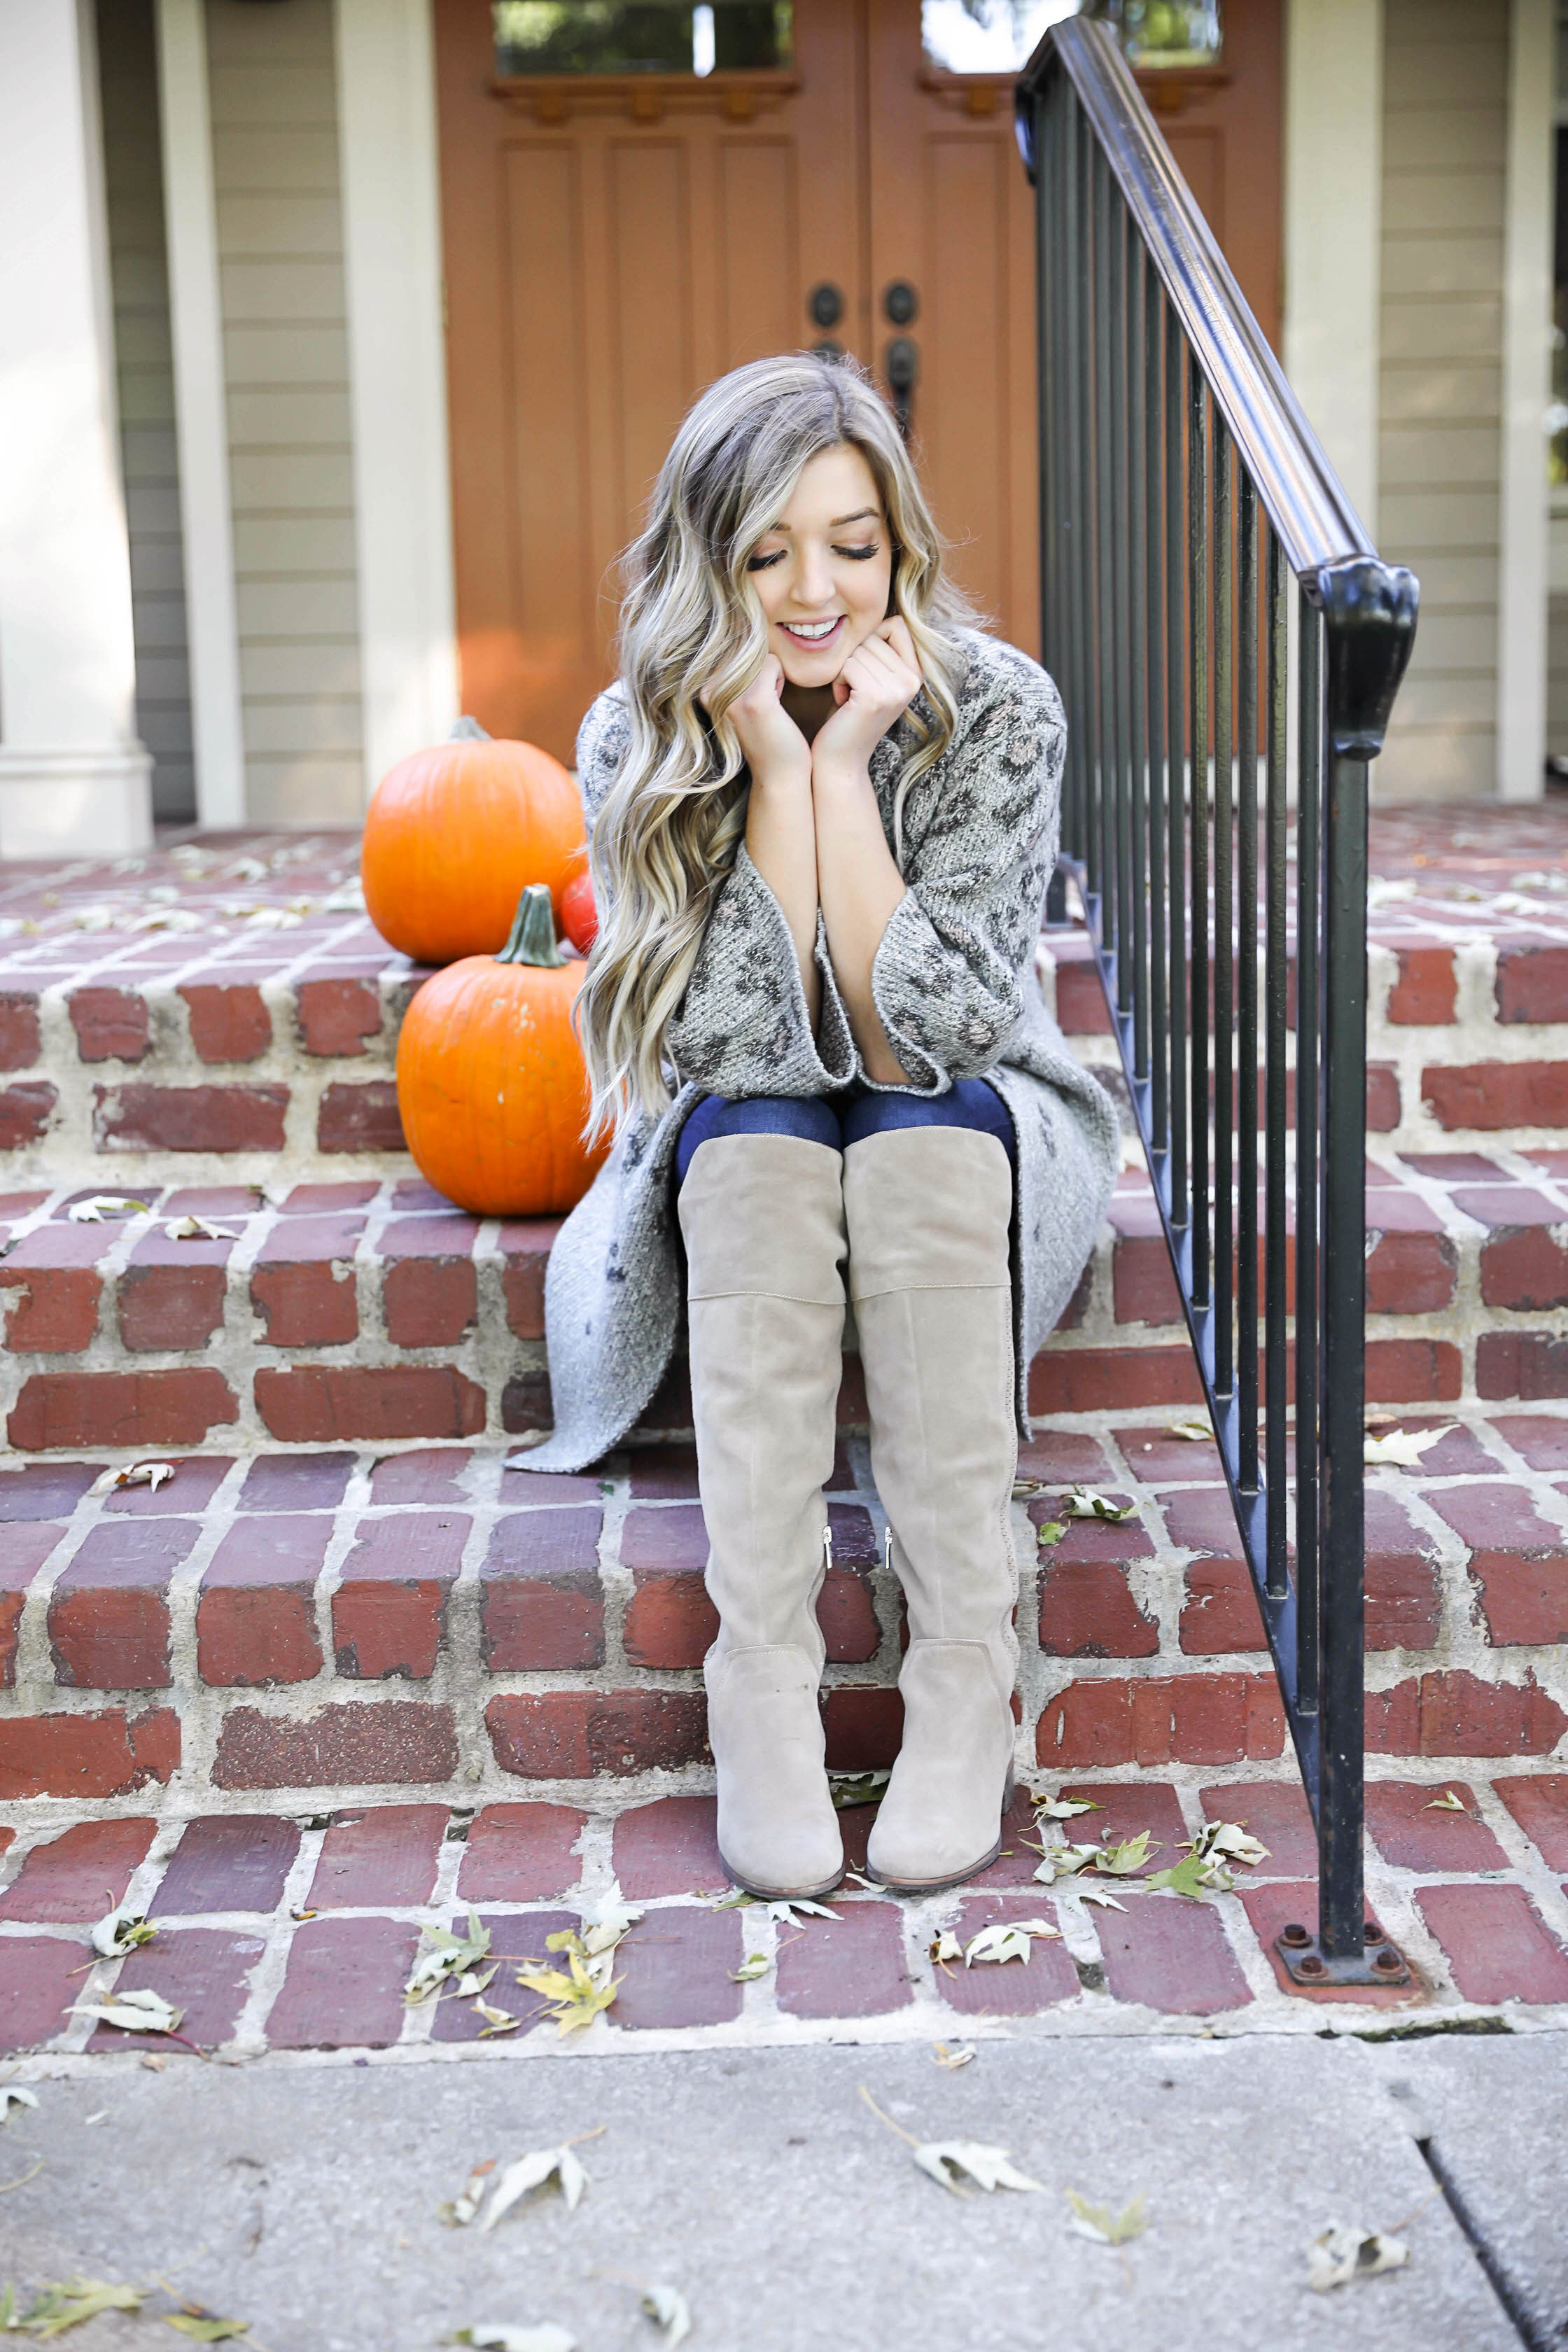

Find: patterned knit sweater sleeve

[853,636,1065,1096]
[575,685,855,1098]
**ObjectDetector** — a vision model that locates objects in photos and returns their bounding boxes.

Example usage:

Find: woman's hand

[810,618,923,778]
[727,654,812,789]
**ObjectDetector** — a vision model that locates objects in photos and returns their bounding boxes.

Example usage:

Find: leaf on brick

[89,1461,175,1496]
[1060,1488,1138,1523]
[517,1943,619,2034]
[639,2285,692,2345]
[1076,1885,1127,1910]
[929,1931,963,1966]
[1035,1520,1067,1548]
[829,1769,891,1810]
[67,1196,148,1223]
[1144,1854,1222,1901]
[90,1903,158,1959]
[1424,1788,1469,1814]
[406,1912,491,2005]
[576,1879,643,1955]
[1095,1831,1158,1877]
[1308,2225,1409,2292]
[729,1954,771,1983]
[1363,1425,1454,1468]
[71,1987,182,2036]
[964,1918,1060,1967]
[164,1216,239,1242]
[474,2001,521,2037]
[1032,1841,1101,1884]
[1065,2188,1148,2245]
[1032,1792,1102,1821]
[765,1898,839,1925]
[913,2141,1044,2197]
[479,2143,592,2232]
[1163,1419,1214,1443]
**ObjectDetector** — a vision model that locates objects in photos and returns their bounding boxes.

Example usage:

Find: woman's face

[746,443,894,687]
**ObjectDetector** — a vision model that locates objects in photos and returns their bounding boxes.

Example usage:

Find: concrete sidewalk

[2,2031,1562,2350]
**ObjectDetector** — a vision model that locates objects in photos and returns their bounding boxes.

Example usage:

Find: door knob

[883,280,919,327]
[884,335,918,440]
[808,282,844,330]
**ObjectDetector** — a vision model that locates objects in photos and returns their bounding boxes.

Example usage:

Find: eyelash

[747,542,881,572]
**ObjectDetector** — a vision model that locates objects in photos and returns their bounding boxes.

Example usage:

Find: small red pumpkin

[395,884,607,1217]
[560,867,598,953]
[363,717,586,967]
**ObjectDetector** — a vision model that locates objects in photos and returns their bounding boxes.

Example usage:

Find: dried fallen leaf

[406,1912,491,2005]
[1364,1425,1454,1468]
[932,2042,975,2069]
[4,2275,145,2334]
[1144,1853,1224,1901]
[964,1919,1060,1967]
[1189,1820,1269,1870]
[1163,1419,1214,1443]
[1094,1832,1158,1877]
[473,2001,521,2037]
[1060,1487,1138,1522]
[163,1216,239,1242]
[1076,1884,1128,1911]
[1034,1520,1067,1548]
[1308,2224,1409,2292]
[162,2311,249,2340]
[1032,1841,1101,1884]
[1065,2187,1148,2245]
[437,2160,495,2227]
[479,2143,591,2232]
[88,1461,174,1496]
[928,1931,963,1966]
[71,1987,182,2036]
[516,1945,620,2036]
[640,2284,692,2345]
[729,1954,771,1983]
[90,1903,158,1959]
[1032,1792,1102,1821]
[1424,1788,1469,1814]
[577,1879,644,1954]
[0,2087,38,2124]
[829,1769,891,1810]
[67,1196,148,1223]
[451,2330,576,2352]
[765,1898,839,1925]
[915,2141,1044,2197]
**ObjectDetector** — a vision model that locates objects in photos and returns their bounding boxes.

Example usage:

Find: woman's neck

[779,680,837,743]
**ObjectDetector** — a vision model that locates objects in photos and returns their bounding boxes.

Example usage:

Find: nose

[790,542,836,610]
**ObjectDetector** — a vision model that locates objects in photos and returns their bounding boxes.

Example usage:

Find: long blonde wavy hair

[576,351,980,1138]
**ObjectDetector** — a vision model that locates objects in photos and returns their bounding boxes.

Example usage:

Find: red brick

[0,1936,88,2052]
[94,1082,289,1152]
[1037,1673,1287,1769]
[1366,1230,1458,1315]
[0,1817,156,1921]
[962,1786,1058,1889]
[9,1368,239,1452]
[104,1456,232,1515]
[1417,1882,1568,2003]
[822,1686,906,1768]
[0,1522,61,1684]
[498,1219,560,1340]
[198,1516,330,1686]
[69,984,150,1063]
[1364,1336,1462,1403]
[163,1184,265,1218]
[239,1451,356,1511]
[0,1083,57,1147]
[1093,1888,1252,2014]
[213,1700,459,1788]
[0,1706,178,1798]
[1481,1226,1568,1311]
[1427,1480,1564,1553]
[818,1559,880,1665]
[1365,1780,1508,1871]
[1112,1233,1182,1326]
[369,1448,473,1504]
[117,1261,227,1351]
[776,1898,913,2018]
[307,1805,448,1908]
[296,975,382,1057]
[266,1915,420,2047]
[281,1181,380,1213]
[501,1368,552,1434]
[1040,1556,1161,1657]
[1239,1879,1418,2006]
[1423,1063,1568,1133]
[155,1815,300,1913]
[1494,1774,1568,1869]
[615,1906,746,2029]
[88,1927,265,2054]
[626,1447,701,1499]
[1366,1670,1568,1757]
[1387,946,1457,1026]
[333,1510,466,1679]
[0,991,41,1069]
[1493,1416,1568,1471]
[392,1179,456,1212]
[1054,951,1112,1034]
[480,1507,603,1671]
[1030,1494,1154,1564]
[622,1571,715,1668]
[317,1081,405,1154]
[428,1907,575,2043]
[1468,1557,1568,1647]
[1054,1261,1093,1331]
[50,1518,197,1688]
[381,1217,479,1347]
[1049,1779,1187,1869]
[1179,1558,1266,1654]
[250,1214,363,1347]
[1477,1331,1568,1400]
[0,1224,109,1352]
[1495,942,1568,1025]
[930,1893,1077,2014]
[1367,1064,1401,1130]
[612,1795,725,1898]
[178,980,272,1065]
[255,1364,485,1443]
[1028,1345,1203,1414]
[1199,1777,1317,1875]
[486,1690,707,1778]
[456,1801,585,1900]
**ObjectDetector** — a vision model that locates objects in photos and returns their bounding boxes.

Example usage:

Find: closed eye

[835,542,880,560]
[746,550,786,570]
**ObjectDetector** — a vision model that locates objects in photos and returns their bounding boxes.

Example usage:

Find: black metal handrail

[1017,22,1418,1981]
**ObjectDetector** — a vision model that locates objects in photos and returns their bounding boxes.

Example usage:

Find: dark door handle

[884,335,918,440]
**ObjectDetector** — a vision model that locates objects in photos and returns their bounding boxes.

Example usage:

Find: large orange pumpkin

[396,885,607,1216]
[363,716,586,966]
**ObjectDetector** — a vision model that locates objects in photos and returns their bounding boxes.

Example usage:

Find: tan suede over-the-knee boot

[679,1132,848,1900]
[843,1125,1019,1893]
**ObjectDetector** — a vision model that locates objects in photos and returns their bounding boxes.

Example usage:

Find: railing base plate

[1275,1921,1413,1989]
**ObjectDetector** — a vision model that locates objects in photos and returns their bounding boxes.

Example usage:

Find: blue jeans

[675,1078,1015,1190]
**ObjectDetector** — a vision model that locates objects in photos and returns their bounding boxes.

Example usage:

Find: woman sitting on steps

[519,352,1119,1903]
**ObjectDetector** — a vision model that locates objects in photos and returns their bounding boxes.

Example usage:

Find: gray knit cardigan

[520,627,1120,1474]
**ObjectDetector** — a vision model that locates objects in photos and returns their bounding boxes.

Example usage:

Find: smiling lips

[780,616,844,646]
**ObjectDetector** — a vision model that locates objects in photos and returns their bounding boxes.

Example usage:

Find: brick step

[1,1406,1564,1809]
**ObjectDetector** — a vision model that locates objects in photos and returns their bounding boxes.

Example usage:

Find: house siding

[206,0,364,822]
[96,0,197,825]
[1376,0,1508,802]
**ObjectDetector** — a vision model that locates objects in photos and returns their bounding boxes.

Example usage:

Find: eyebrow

[762,507,881,534]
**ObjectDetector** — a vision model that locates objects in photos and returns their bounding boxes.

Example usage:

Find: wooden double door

[434,0,1280,763]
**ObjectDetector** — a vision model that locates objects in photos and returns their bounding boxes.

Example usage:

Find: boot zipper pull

[883,1526,892,1573]
[822,1522,834,1569]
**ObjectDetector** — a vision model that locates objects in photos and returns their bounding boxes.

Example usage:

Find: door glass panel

[920,0,1222,71]
[493,2,792,75]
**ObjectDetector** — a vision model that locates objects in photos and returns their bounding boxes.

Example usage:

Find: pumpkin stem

[450,715,491,741]
[496,883,564,968]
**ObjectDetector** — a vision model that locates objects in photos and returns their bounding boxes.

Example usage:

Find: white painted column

[0,0,153,856]
[1282,0,1383,533]
[155,0,246,828]
[335,0,459,802]
[1497,0,1554,803]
